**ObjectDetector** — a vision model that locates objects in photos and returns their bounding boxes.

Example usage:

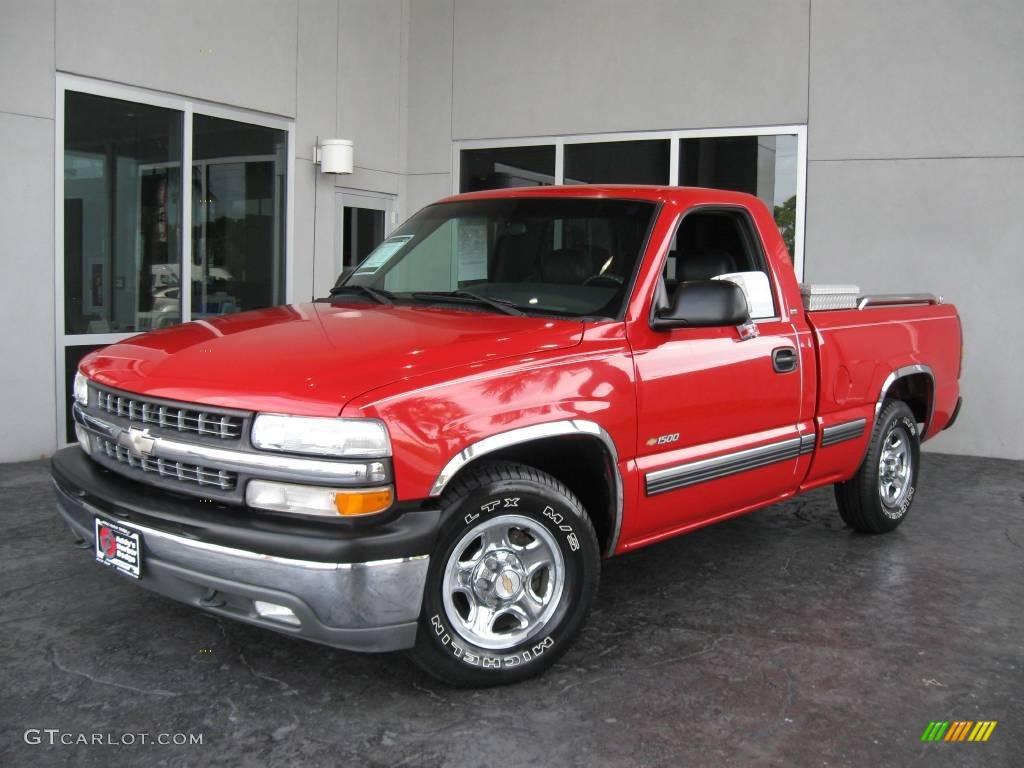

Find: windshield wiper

[409,290,524,316]
[328,285,394,305]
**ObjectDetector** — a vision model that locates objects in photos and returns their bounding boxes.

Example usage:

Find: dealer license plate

[94,517,142,579]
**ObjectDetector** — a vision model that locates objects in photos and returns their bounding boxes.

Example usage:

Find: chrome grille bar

[94,387,243,439]
[96,436,237,491]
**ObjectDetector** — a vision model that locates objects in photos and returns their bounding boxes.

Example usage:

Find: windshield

[341,197,657,318]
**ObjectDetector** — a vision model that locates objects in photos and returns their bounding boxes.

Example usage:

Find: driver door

[628,207,805,544]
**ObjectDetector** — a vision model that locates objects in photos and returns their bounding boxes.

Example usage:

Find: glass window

[342,206,386,269]
[679,134,798,257]
[345,197,656,319]
[192,115,288,317]
[63,92,183,334]
[63,94,290,335]
[460,145,556,192]
[564,139,670,185]
[663,209,777,319]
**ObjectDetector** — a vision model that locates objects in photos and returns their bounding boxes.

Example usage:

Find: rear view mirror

[652,280,750,330]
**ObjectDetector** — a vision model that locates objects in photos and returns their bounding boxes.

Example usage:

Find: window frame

[54,73,295,447]
[655,203,783,324]
[452,125,807,280]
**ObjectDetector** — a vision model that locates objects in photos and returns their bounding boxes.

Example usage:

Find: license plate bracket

[94,517,142,579]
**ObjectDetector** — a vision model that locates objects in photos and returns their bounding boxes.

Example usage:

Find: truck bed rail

[856,294,943,310]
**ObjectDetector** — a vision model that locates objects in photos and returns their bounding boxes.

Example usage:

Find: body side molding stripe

[821,418,867,447]
[645,435,809,496]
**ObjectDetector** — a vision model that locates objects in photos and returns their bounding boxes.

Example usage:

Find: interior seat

[491,234,523,282]
[541,247,591,284]
[678,249,737,282]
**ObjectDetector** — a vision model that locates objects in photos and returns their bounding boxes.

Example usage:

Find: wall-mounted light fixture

[315,138,354,174]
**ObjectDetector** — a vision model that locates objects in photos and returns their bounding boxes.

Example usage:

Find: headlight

[246,479,394,518]
[251,414,391,458]
[73,371,90,406]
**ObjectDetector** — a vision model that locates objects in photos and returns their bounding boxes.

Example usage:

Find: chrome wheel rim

[878,427,912,507]
[442,514,565,651]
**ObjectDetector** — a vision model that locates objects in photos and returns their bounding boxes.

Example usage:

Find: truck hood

[80,302,585,416]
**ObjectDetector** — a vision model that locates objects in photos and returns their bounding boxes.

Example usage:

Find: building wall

[0,0,1020,461]
[0,0,412,462]
[404,0,1023,461]
[0,0,56,461]
[804,0,1024,459]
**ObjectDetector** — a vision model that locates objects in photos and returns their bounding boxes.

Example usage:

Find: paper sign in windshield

[354,235,413,275]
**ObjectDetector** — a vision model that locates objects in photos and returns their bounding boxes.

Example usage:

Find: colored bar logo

[921,721,997,742]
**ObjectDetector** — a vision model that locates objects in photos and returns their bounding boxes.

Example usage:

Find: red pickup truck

[53,185,962,687]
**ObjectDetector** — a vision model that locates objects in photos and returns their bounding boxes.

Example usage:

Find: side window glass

[672,210,776,319]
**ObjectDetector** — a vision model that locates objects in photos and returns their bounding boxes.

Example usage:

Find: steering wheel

[583,274,624,287]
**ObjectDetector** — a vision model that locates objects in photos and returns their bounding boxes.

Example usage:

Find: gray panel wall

[808,0,1024,460]
[0,0,56,462]
[0,114,56,462]
[294,0,340,304]
[0,0,55,119]
[300,0,409,299]
[338,0,405,174]
[405,0,453,215]
[809,0,1024,160]
[805,158,1023,459]
[55,0,299,117]
[451,0,810,139]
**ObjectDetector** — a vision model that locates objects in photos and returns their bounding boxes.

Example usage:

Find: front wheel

[409,462,600,687]
[835,399,921,533]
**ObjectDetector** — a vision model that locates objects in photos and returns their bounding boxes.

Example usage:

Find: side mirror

[652,280,750,330]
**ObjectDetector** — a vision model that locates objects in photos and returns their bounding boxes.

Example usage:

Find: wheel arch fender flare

[875,363,935,438]
[428,419,624,557]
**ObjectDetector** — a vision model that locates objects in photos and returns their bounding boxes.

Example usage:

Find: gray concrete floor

[0,453,1021,767]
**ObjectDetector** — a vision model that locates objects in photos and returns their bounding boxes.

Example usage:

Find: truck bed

[800,301,962,489]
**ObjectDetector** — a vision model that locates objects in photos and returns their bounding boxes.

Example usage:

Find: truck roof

[440,184,763,207]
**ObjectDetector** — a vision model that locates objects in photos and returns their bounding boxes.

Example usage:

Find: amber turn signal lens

[334,487,393,516]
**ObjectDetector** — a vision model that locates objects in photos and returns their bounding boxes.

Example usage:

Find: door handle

[772,347,798,373]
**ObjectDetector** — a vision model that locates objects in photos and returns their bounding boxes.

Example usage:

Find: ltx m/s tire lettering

[410,462,600,687]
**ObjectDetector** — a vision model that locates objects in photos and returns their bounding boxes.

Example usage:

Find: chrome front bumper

[54,480,430,652]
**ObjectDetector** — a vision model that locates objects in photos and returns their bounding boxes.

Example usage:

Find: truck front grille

[95,437,237,491]
[94,389,243,440]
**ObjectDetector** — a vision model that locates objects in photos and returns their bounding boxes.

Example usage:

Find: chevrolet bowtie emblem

[117,427,156,458]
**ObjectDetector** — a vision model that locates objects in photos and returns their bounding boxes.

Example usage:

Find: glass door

[191,114,288,319]
[334,190,395,280]
[57,76,294,445]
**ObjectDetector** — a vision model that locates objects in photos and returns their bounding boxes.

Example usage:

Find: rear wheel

[409,461,600,687]
[835,399,921,533]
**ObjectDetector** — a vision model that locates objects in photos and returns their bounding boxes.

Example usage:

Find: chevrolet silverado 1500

[52,186,963,686]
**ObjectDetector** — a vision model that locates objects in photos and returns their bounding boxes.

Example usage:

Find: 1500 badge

[646,433,680,447]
